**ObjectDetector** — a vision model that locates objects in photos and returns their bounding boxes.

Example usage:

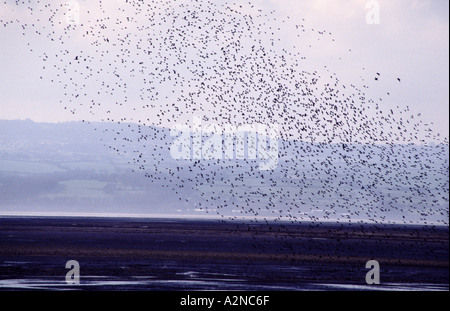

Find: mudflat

[0,216,448,290]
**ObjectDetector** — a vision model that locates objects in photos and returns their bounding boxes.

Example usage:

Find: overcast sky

[0,0,448,140]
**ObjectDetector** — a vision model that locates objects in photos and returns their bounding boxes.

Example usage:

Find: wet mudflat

[0,217,448,291]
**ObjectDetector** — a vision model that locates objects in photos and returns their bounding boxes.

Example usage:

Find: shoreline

[0,212,448,227]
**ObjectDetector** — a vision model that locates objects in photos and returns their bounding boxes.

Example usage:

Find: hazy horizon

[1,119,448,225]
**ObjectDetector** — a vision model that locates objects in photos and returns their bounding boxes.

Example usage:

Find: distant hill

[0,119,181,215]
[0,119,448,225]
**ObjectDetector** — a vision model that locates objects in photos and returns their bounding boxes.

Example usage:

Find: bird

[1,0,447,261]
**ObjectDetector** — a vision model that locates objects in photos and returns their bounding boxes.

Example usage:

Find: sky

[0,0,448,140]
[0,0,448,225]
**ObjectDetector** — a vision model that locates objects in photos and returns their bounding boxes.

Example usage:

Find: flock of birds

[1,0,448,251]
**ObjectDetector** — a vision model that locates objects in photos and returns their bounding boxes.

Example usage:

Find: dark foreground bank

[0,216,448,291]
